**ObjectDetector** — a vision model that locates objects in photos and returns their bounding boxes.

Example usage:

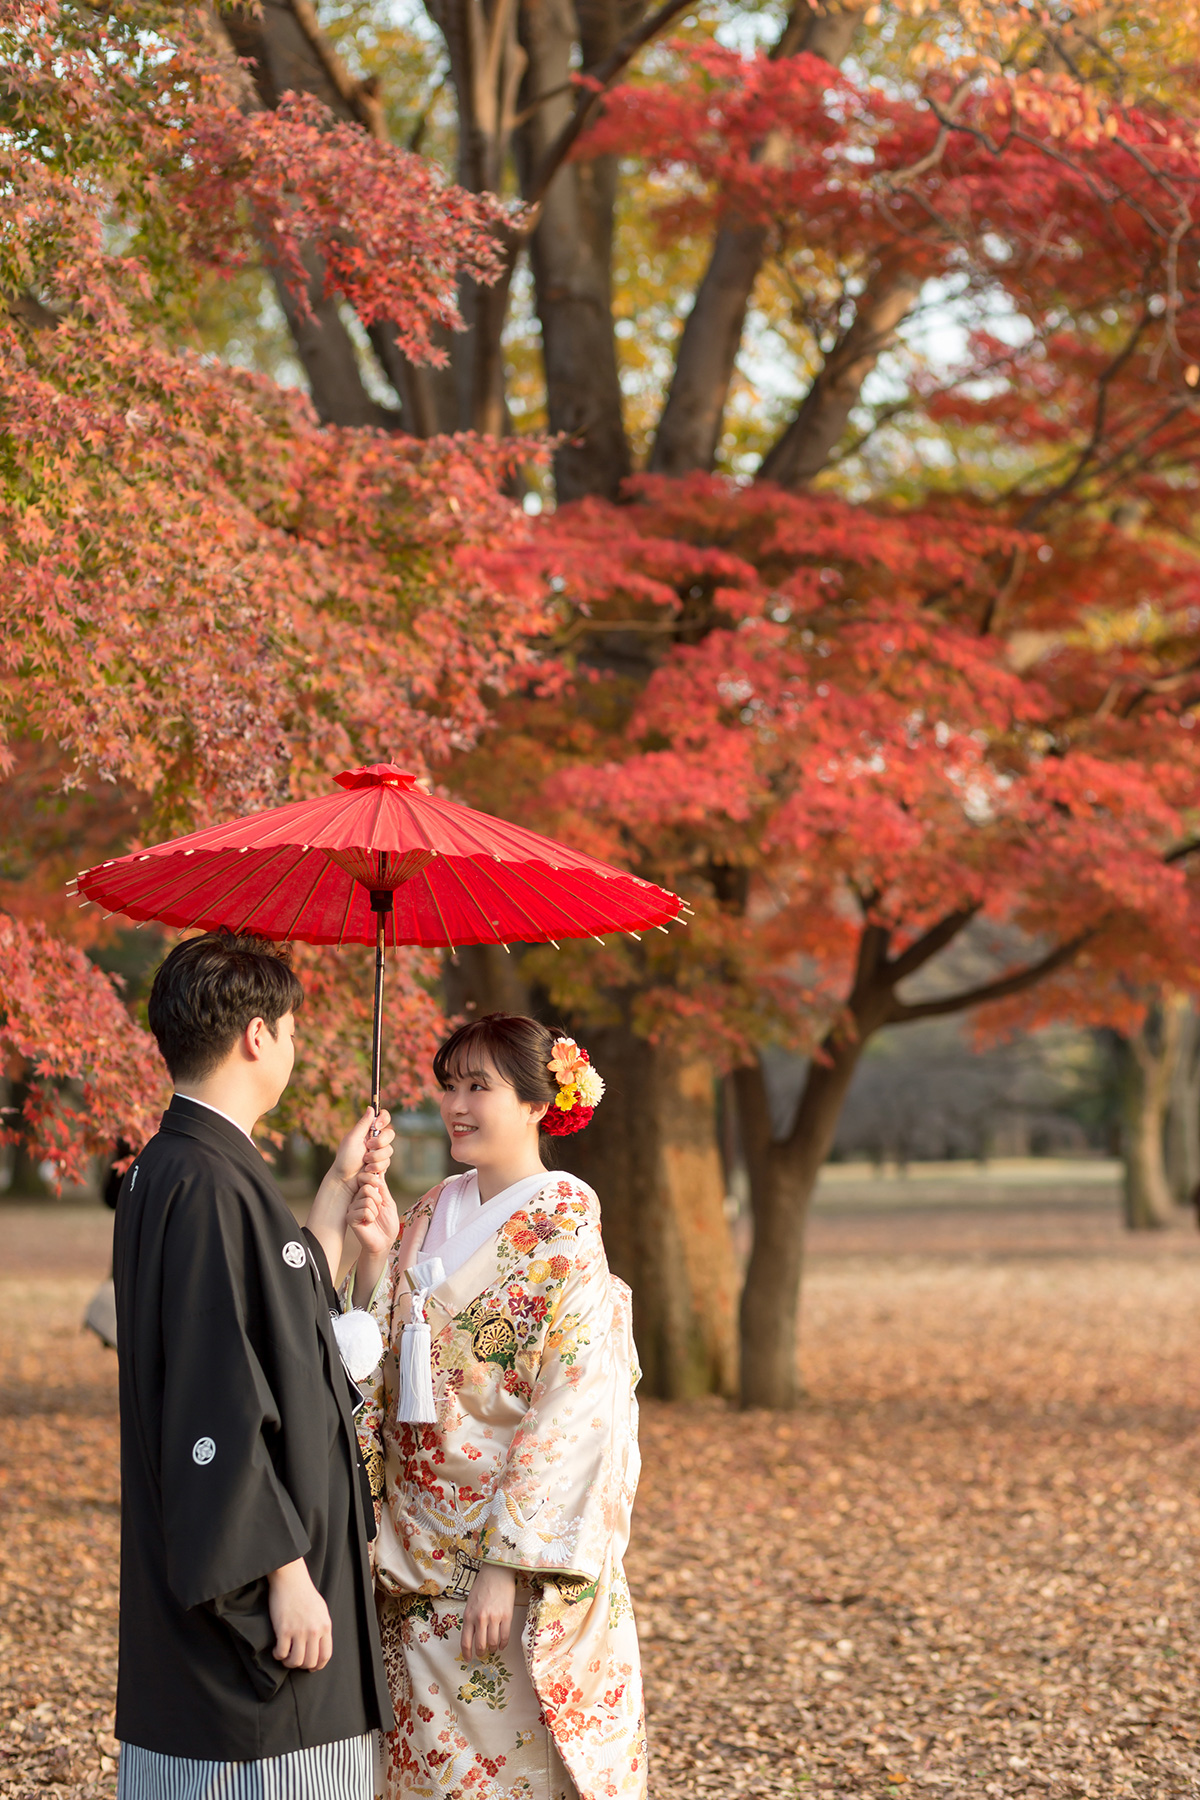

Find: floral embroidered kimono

[356,1170,646,1800]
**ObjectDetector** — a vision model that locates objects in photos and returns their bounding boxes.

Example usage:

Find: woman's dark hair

[434,1013,561,1160]
[148,930,304,1083]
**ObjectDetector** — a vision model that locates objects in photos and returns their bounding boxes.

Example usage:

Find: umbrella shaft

[371,912,386,1115]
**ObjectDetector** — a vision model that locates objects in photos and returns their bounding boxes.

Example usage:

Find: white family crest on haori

[281,1239,308,1269]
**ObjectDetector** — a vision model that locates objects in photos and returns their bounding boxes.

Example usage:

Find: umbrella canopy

[74,765,683,1114]
[73,764,681,948]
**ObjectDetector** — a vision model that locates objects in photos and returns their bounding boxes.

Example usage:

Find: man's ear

[242,1016,270,1061]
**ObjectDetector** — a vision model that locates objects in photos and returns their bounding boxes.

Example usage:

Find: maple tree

[0,0,549,1179]
[390,0,1200,1403]
[9,0,1200,1416]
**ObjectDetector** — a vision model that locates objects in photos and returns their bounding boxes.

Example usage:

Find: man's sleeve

[160,1183,310,1611]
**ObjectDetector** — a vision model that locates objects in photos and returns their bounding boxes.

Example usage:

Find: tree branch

[287,0,387,136]
[1016,306,1151,531]
[521,0,696,212]
[885,906,980,986]
[887,933,1092,1025]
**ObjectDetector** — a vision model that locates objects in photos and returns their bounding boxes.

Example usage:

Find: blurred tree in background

[0,0,547,1176]
[7,0,1200,1409]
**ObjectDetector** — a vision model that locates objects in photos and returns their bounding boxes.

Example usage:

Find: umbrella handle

[369,889,393,1120]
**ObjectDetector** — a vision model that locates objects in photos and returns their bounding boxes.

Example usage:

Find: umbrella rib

[137,845,307,935]
[463,860,574,942]
[418,865,458,951]
[181,847,305,929]
[438,858,506,942]
[233,851,318,934]
[87,851,260,923]
[396,794,443,854]
[513,860,672,933]
[334,879,358,950]
[488,861,615,935]
[553,864,677,927]
[274,853,336,942]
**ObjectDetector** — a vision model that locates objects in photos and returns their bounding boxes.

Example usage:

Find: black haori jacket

[112,1095,393,1760]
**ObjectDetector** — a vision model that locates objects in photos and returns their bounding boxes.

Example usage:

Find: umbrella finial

[334,764,421,791]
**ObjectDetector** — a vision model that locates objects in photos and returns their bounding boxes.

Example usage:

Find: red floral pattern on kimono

[355,1175,646,1800]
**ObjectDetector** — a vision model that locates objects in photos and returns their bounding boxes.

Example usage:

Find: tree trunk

[0,1077,51,1196]
[1120,997,1185,1229]
[1165,996,1200,1204]
[443,942,535,1019]
[368,320,461,436]
[555,1023,738,1398]
[727,912,1005,1409]
[757,263,923,488]
[515,0,631,499]
[270,249,399,428]
[218,2,404,430]
[733,1035,866,1408]
[647,1,864,477]
[422,0,527,435]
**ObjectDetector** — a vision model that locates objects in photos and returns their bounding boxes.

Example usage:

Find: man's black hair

[147,931,304,1084]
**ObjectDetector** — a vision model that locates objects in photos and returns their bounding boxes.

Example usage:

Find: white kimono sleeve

[480,1220,640,1584]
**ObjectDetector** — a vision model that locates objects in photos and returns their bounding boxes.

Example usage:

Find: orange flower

[548,1037,588,1084]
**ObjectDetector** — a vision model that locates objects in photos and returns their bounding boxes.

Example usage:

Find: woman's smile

[437,1053,549,1199]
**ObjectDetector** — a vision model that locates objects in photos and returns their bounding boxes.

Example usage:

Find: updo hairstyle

[433,1013,562,1163]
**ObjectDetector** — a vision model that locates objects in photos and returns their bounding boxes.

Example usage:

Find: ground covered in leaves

[2,1197,1199,1798]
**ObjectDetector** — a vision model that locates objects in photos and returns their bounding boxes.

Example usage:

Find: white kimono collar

[396,1168,553,1425]
[412,1168,552,1292]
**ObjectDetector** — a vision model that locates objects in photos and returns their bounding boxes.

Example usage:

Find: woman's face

[437,1050,547,1169]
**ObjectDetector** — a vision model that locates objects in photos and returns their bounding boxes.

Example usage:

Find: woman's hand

[460,1564,517,1662]
[307,1108,394,1276]
[348,1173,400,1306]
[348,1171,400,1258]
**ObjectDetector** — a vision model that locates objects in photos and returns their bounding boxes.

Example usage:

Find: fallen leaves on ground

[0,1270,121,1800]
[2,1201,1199,1798]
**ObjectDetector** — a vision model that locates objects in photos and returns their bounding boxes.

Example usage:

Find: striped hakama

[117,1734,374,1800]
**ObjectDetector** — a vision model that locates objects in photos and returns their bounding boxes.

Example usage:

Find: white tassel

[401,1324,438,1418]
[401,1267,444,1418]
[332,1308,384,1383]
[397,1260,442,1423]
[398,1315,437,1422]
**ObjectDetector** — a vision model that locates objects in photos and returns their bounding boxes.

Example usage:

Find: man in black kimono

[113,930,396,1798]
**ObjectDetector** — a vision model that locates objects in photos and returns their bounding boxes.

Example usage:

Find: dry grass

[3,1200,1200,1798]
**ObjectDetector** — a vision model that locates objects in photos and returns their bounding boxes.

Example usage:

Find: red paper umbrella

[74,764,682,1109]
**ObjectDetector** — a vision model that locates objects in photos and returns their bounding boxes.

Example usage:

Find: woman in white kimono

[347,1014,646,1800]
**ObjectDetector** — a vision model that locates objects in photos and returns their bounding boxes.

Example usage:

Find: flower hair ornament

[541,1036,605,1136]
